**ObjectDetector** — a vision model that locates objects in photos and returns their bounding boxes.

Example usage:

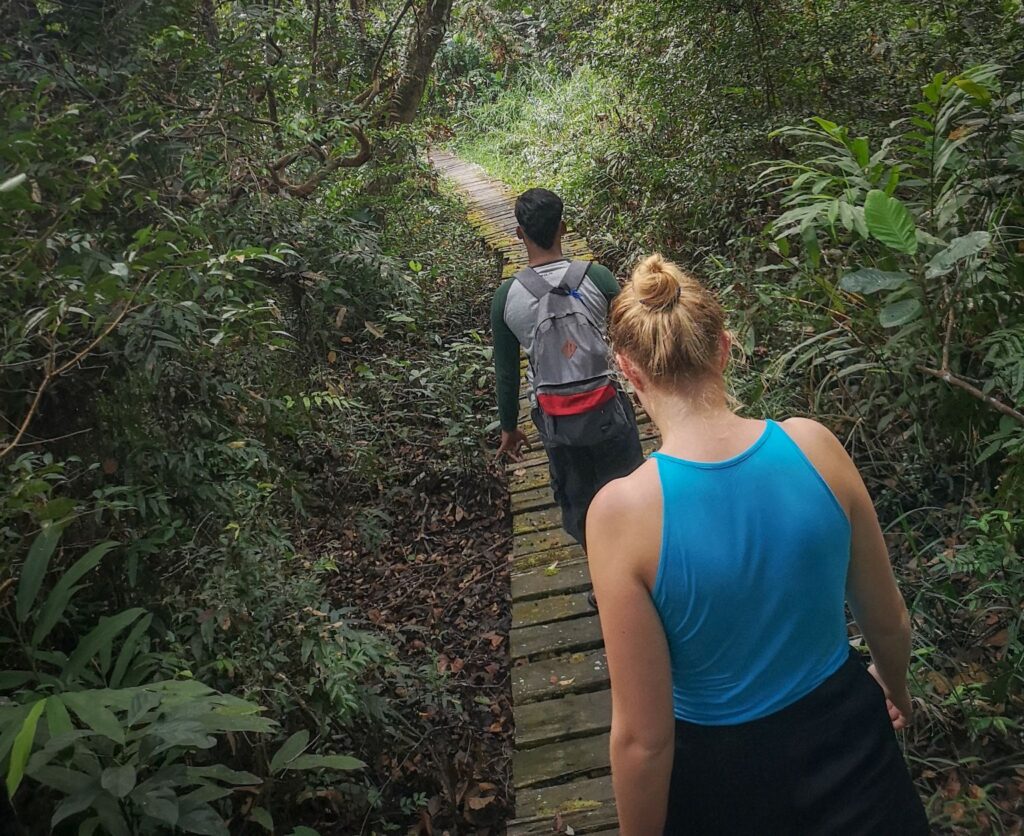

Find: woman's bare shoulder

[779,417,852,459]
[588,458,661,532]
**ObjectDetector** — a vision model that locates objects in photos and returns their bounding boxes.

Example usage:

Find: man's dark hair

[515,188,563,249]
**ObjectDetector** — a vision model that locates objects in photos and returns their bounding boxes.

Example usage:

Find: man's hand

[868,663,913,730]
[496,428,531,461]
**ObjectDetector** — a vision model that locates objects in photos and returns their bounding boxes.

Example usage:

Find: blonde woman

[586,255,928,834]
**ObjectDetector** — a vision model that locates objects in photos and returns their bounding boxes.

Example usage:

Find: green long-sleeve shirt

[490,259,620,432]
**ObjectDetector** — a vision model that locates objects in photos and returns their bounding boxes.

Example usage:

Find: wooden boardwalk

[430,151,660,835]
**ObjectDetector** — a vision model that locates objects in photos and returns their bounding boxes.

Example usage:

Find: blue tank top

[650,419,851,725]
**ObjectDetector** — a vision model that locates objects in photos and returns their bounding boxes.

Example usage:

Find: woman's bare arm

[586,477,675,835]
[781,418,913,722]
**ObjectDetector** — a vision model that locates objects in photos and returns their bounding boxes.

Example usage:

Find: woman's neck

[644,377,753,456]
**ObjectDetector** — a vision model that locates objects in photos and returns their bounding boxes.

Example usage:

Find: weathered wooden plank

[513,505,563,536]
[511,615,603,661]
[514,525,577,558]
[513,591,591,628]
[435,149,618,831]
[510,484,557,515]
[508,807,618,836]
[513,732,610,789]
[514,774,616,819]
[511,558,590,600]
[511,542,585,573]
[506,436,659,495]
[515,688,611,750]
[512,648,609,704]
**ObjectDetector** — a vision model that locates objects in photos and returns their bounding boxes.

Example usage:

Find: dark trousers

[664,651,930,835]
[534,392,645,550]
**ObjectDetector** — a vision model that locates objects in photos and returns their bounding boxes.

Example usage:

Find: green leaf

[878,299,923,328]
[38,498,76,521]
[850,137,869,169]
[0,671,35,691]
[52,788,101,827]
[182,784,233,804]
[77,815,100,836]
[94,795,131,836]
[101,764,137,798]
[955,78,991,104]
[186,764,260,785]
[864,189,918,254]
[250,807,274,831]
[79,818,102,836]
[137,789,179,827]
[108,613,153,689]
[45,694,74,737]
[63,608,146,682]
[286,753,366,772]
[0,173,28,192]
[178,802,229,836]
[62,692,125,744]
[32,541,118,646]
[31,765,94,794]
[924,231,991,279]
[26,730,93,773]
[6,698,46,797]
[16,524,63,623]
[839,269,911,295]
[289,828,320,836]
[270,729,309,773]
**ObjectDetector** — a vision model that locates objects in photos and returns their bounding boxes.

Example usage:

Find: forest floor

[300,175,517,834]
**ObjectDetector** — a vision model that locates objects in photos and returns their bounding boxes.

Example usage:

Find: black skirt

[664,650,930,835]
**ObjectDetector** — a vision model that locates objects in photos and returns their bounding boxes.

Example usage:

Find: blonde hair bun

[632,253,683,311]
[610,254,726,382]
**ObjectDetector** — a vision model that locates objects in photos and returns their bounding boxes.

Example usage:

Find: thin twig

[917,365,1024,426]
[0,283,146,460]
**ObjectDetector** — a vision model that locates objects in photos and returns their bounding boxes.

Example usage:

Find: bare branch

[269,125,371,197]
[917,365,1024,426]
[0,286,145,461]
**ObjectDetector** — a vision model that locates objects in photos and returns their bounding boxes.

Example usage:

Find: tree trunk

[387,0,454,124]
[349,0,366,34]
[199,0,219,46]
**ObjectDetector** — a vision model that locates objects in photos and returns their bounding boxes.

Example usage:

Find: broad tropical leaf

[925,231,991,278]
[864,189,918,254]
[6,699,46,797]
[63,608,146,682]
[270,730,309,773]
[878,299,923,328]
[32,542,118,647]
[16,524,63,623]
[839,269,911,295]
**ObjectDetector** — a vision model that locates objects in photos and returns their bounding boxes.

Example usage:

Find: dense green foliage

[2,1,510,833]
[447,1,1024,830]
[4,0,1024,832]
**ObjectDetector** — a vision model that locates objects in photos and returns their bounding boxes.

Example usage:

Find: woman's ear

[718,331,731,373]
[616,352,645,392]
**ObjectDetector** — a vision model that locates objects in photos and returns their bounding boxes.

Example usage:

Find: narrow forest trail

[430,150,660,836]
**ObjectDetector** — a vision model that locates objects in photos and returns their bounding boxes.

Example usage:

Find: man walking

[491,188,644,553]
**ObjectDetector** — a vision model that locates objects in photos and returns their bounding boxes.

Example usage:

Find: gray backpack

[515,261,631,447]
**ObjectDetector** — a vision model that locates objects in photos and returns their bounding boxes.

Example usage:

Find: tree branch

[354,0,415,107]
[268,125,371,197]
[0,287,144,461]
[917,365,1024,426]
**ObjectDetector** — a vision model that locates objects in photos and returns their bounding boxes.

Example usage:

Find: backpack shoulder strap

[513,266,550,300]
[563,260,591,290]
